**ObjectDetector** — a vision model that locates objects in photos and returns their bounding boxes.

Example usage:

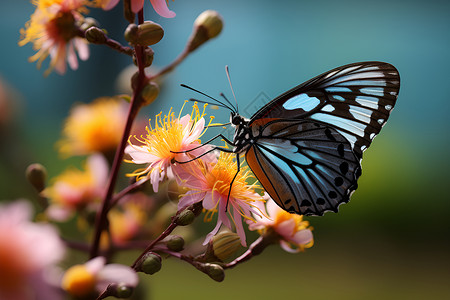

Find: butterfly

[182,61,400,216]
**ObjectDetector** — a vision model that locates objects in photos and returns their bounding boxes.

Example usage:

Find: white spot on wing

[349,106,373,123]
[322,104,335,112]
[311,113,366,137]
[283,94,320,111]
[355,96,379,109]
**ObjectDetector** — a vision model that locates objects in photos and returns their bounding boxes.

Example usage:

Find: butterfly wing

[246,120,360,216]
[249,61,400,159]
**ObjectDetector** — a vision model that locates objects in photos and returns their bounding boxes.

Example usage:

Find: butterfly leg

[171,134,235,155]
[225,153,240,212]
[174,145,234,164]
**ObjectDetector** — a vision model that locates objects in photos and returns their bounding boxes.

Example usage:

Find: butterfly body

[229,61,400,216]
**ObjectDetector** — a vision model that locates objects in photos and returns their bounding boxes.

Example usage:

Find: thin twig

[89,10,147,259]
[131,220,178,269]
[107,178,148,210]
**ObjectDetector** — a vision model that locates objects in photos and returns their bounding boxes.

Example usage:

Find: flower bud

[140,81,159,106]
[133,47,154,68]
[108,283,134,299]
[139,252,162,275]
[26,163,47,193]
[188,10,223,52]
[123,0,135,24]
[175,209,195,226]
[79,17,99,32]
[164,235,184,252]
[212,230,241,261]
[85,27,107,44]
[204,263,225,282]
[124,24,139,44]
[125,22,164,46]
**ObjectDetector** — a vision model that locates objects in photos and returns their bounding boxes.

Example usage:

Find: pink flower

[248,196,314,253]
[19,0,91,75]
[109,192,155,245]
[177,152,264,247]
[62,256,138,298]
[0,201,65,300]
[44,154,109,221]
[125,104,213,193]
[98,0,176,18]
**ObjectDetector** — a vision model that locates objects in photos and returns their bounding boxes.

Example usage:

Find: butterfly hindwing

[245,120,361,216]
[249,61,400,159]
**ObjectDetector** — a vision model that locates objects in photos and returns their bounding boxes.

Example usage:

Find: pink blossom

[98,0,176,18]
[62,256,138,297]
[177,153,263,247]
[248,196,314,253]
[19,0,91,75]
[126,106,214,193]
[44,154,109,221]
[0,201,65,300]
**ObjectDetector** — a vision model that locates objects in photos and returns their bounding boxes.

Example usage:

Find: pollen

[58,97,127,156]
[205,152,260,216]
[62,264,96,297]
[126,102,212,181]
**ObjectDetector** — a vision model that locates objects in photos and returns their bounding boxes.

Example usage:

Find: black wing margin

[249,62,400,159]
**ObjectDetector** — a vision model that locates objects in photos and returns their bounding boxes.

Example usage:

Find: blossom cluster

[8,0,315,299]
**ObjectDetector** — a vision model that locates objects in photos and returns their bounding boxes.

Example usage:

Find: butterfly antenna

[225,65,239,113]
[188,98,230,110]
[220,93,237,113]
[181,84,235,112]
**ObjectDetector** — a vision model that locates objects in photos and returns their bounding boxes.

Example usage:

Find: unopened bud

[212,230,241,261]
[85,27,107,44]
[137,21,164,46]
[123,0,135,24]
[80,17,99,32]
[175,209,195,226]
[108,283,134,299]
[133,47,154,67]
[188,10,223,52]
[140,82,159,106]
[124,24,139,44]
[205,263,225,282]
[165,235,184,252]
[139,252,162,275]
[125,22,164,46]
[26,163,47,192]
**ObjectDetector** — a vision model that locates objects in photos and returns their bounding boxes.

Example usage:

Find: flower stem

[131,220,178,269]
[89,10,147,259]
[223,235,272,269]
[107,178,148,210]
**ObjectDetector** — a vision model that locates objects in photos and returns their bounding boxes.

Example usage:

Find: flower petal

[85,256,106,275]
[232,207,247,247]
[96,264,138,292]
[131,0,145,13]
[150,0,176,18]
[178,190,205,210]
[125,145,158,164]
[280,240,300,253]
[203,219,222,245]
[291,229,314,245]
[276,219,296,239]
[100,0,120,10]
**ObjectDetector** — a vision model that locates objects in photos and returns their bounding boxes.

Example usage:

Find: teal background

[0,0,449,299]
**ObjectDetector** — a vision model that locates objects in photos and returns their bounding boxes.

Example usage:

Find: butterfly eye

[231,113,241,125]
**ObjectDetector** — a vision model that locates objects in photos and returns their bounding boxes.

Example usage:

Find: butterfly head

[230,111,246,126]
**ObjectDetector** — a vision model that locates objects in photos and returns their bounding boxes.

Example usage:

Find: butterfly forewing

[249,62,400,159]
[245,120,360,216]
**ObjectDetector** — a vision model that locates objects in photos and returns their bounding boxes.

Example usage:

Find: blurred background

[1,0,449,299]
